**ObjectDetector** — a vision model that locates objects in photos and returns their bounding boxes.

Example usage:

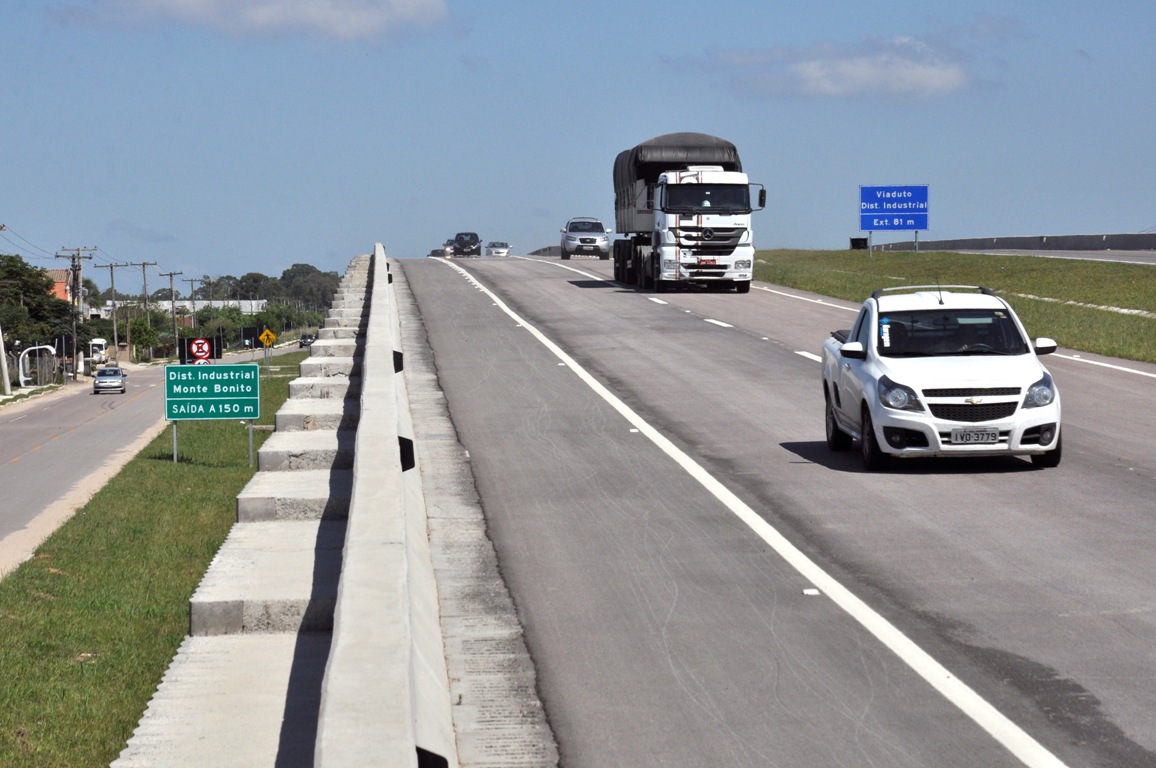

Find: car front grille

[922,387,1021,397]
[929,402,1018,422]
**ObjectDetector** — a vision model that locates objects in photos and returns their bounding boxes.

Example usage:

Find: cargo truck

[612,132,766,293]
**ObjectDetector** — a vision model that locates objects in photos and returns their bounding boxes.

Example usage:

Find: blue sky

[3,0,1154,294]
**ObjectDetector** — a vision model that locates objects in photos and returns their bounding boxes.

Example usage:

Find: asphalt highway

[400,255,1156,768]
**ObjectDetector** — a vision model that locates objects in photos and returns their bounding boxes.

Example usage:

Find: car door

[835,305,873,433]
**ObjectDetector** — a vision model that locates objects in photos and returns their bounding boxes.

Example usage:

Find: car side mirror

[1034,337,1057,355]
[840,341,867,360]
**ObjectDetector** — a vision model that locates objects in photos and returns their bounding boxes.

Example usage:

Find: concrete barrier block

[309,338,361,358]
[288,375,360,400]
[274,398,360,432]
[236,469,353,522]
[258,430,355,471]
[299,356,356,378]
[189,520,345,636]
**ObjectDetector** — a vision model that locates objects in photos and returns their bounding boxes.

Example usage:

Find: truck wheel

[736,281,751,294]
[860,408,890,470]
[825,395,852,451]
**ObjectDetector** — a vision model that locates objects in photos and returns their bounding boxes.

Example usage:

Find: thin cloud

[688,35,972,100]
[51,0,448,40]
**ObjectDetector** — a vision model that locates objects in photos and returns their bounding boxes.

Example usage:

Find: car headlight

[1023,372,1056,408]
[734,259,752,269]
[878,375,923,412]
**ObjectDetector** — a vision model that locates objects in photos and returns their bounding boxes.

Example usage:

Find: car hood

[877,354,1050,392]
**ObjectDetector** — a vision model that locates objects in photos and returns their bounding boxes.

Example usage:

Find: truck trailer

[612,132,765,292]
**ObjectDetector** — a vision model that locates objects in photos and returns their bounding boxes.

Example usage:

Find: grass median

[754,249,1156,364]
[0,352,307,767]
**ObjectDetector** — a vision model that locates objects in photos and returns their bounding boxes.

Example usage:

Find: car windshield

[97,369,121,377]
[877,309,1030,357]
[456,233,479,244]
[664,184,751,213]
[568,221,604,233]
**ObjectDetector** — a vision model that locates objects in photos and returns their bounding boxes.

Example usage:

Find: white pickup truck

[821,285,1062,470]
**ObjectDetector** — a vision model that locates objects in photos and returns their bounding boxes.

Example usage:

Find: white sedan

[485,241,511,257]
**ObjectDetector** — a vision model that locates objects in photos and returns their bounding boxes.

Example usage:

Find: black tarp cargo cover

[613,132,742,191]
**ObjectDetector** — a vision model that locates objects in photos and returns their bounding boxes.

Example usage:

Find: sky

[3,0,1155,295]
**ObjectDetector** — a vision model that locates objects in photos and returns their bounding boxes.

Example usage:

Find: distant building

[45,269,72,301]
[96,298,267,321]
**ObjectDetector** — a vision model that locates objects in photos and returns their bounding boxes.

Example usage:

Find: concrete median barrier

[114,245,455,768]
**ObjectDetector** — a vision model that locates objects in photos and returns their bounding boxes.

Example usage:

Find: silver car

[93,366,127,394]
[485,241,511,257]
[560,217,611,260]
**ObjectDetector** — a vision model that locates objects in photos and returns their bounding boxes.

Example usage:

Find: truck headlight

[879,375,923,412]
[1023,372,1056,408]
[734,259,752,269]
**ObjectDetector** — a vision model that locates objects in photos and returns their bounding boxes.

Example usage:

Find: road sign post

[860,185,929,253]
[164,363,262,463]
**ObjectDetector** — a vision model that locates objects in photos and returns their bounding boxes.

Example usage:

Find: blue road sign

[860,185,929,231]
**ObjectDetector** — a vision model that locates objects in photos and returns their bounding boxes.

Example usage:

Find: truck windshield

[663,184,751,214]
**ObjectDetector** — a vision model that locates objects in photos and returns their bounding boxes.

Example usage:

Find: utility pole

[57,247,95,380]
[130,261,158,360]
[182,277,201,329]
[0,226,12,395]
[161,270,183,359]
[95,262,131,360]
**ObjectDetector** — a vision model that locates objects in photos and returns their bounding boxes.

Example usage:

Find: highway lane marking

[518,259,1155,381]
[437,257,1069,768]
[796,351,822,362]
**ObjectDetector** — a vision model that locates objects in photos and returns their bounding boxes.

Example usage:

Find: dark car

[299,333,316,348]
[92,366,127,394]
[452,232,481,257]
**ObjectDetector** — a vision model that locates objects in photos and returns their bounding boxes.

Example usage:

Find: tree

[280,263,339,311]
[0,254,74,347]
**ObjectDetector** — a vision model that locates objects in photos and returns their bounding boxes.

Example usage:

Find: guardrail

[314,244,456,767]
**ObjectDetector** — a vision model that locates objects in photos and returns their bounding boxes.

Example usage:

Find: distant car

[452,232,481,257]
[560,217,611,260]
[485,241,511,257]
[299,333,316,348]
[92,366,127,395]
[442,239,454,257]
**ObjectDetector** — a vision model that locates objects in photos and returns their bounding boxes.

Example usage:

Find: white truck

[612,133,765,293]
[822,285,1062,470]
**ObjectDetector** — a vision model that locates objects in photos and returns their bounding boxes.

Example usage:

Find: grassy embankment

[0,352,307,767]
[754,249,1156,364]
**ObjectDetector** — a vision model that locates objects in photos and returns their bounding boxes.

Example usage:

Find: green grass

[0,351,306,767]
[754,249,1156,364]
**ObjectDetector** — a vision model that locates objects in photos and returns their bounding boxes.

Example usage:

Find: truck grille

[929,402,1018,422]
[674,227,744,257]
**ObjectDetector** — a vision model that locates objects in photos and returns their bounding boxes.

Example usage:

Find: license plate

[698,259,716,266]
[951,427,999,444]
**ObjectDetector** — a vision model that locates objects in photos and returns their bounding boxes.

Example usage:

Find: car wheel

[825,394,852,451]
[1030,434,1062,468]
[561,248,570,260]
[860,407,890,470]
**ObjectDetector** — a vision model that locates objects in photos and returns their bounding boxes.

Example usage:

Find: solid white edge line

[436,259,1068,768]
